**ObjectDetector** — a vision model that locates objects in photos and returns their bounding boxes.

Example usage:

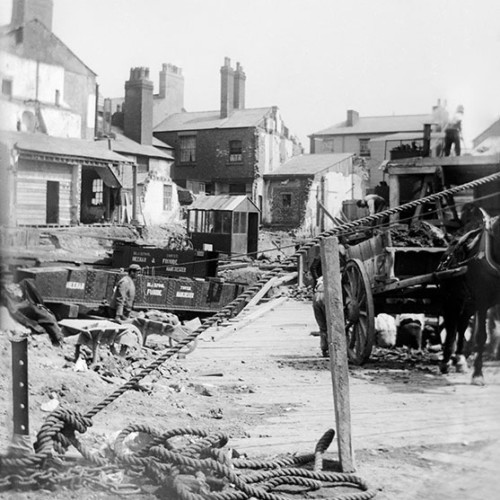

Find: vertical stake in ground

[320,236,355,472]
[8,337,33,455]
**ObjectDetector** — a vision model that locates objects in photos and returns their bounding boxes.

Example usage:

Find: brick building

[309,109,432,187]
[263,153,364,234]
[104,67,180,225]
[109,62,185,129]
[153,58,302,213]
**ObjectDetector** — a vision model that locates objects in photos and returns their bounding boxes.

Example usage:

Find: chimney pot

[220,58,234,118]
[233,61,246,110]
[346,109,359,127]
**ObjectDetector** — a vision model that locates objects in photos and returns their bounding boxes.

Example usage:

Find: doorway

[46,181,59,224]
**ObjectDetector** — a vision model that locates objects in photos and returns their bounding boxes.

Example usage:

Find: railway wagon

[16,266,245,318]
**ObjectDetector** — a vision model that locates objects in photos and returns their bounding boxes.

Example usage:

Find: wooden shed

[187,195,260,257]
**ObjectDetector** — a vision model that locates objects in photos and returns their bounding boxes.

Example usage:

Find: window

[2,79,12,97]
[282,193,292,208]
[229,140,242,162]
[163,184,172,210]
[180,135,196,163]
[233,212,247,234]
[229,183,246,195]
[359,138,371,157]
[186,180,205,195]
[92,178,103,205]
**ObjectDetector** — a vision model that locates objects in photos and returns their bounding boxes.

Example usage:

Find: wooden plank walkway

[185,298,500,457]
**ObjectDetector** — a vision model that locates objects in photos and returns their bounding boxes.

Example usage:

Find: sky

[1,0,500,151]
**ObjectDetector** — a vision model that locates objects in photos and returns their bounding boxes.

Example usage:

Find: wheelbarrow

[128,315,198,354]
[59,319,143,365]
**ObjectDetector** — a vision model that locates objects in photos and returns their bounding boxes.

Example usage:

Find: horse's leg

[454,314,470,373]
[440,303,459,374]
[472,307,487,385]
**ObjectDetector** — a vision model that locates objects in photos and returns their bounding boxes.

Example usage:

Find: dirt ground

[1,226,500,499]
[2,302,500,500]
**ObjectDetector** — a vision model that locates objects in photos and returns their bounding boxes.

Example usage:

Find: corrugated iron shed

[188,195,260,213]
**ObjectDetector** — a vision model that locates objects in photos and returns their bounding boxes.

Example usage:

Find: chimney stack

[346,109,359,127]
[220,57,234,119]
[233,62,246,110]
[11,0,54,29]
[124,67,154,145]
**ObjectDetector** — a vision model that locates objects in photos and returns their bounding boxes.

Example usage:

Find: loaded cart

[341,226,466,364]
[341,156,500,365]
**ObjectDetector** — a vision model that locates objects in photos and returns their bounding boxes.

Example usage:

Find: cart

[341,226,469,364]
[59,319,144,365]
[59,314,198,365]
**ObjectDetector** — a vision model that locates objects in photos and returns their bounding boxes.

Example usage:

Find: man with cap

[108,264,141,321]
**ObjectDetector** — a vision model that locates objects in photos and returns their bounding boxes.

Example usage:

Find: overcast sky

[2,0,500,150]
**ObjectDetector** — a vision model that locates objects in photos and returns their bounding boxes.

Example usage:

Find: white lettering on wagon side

[66,282,85,290]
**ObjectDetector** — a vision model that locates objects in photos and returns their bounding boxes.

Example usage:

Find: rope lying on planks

[1,171,499,494]
[1,419,377,499]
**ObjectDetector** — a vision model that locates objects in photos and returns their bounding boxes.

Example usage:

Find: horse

[437,207,500,385]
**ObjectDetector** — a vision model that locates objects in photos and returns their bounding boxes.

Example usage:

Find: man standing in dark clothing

[310,255,328,357]
[109,264,141,320]
[444,105,464,156]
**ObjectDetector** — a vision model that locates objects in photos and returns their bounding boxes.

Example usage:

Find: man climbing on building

[108,264,141,321]
[444,104,464,156]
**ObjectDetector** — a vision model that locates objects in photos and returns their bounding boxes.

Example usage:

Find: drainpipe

[94,83,99,138]
[132,163,138,223]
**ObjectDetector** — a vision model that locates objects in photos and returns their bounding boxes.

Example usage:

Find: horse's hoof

[472,375,485,386]
[439,361,451,374]
[455,355,468,373]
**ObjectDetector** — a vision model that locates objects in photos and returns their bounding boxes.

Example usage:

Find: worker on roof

[444,105,464,157]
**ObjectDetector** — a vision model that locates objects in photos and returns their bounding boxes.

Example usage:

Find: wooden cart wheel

[342,258,375,365]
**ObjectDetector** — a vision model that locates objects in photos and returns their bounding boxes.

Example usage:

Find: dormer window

[229,140,242,162]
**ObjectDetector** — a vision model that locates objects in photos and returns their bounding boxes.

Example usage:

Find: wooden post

[388,173,400,223]
[297,252,304,288]
[320,236,355,472]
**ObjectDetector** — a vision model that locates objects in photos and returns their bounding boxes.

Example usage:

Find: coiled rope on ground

[2,421,377,499]
[1,170,499,495]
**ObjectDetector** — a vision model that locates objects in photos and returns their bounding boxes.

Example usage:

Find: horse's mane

[438,205,490,271]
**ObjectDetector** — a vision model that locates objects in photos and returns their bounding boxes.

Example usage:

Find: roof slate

[154,107,273,132]
[0,130,132,164]
[311,114,433,136]
[100,128,174,160]
[265,153,354,177]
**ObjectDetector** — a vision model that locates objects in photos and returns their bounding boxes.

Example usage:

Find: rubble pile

[390,221,448,248]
